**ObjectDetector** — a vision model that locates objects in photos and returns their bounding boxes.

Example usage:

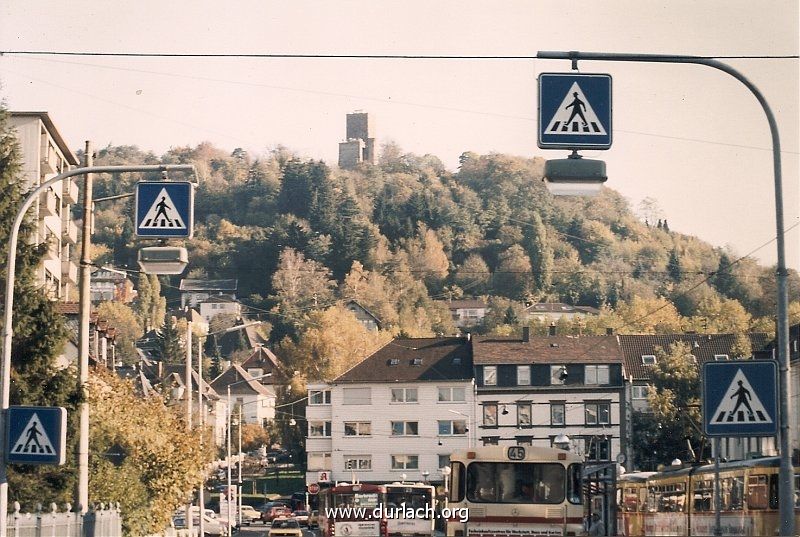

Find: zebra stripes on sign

[703,360,777,437]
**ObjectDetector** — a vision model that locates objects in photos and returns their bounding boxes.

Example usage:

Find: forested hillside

[85,142,800,376]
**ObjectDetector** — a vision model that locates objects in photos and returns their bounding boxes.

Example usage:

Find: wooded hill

[85,142,799,366]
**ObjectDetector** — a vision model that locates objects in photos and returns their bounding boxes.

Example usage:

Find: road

[236,523,319,537]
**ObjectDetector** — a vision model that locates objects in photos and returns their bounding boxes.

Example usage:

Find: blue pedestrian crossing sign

[5,406,67,465]
[136,181,194,238]
[538,73,612,150]
[703,361,777,437]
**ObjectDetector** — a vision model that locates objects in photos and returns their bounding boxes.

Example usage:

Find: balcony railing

[39,189,58,217]
[62,177,79,204]
[62,259,78,285]
[62,219,78,244]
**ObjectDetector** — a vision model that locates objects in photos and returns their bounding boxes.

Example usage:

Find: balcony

[62,219,78,245]
[62,259,78,285]
[39,189,58,217]
[62,178,79,204]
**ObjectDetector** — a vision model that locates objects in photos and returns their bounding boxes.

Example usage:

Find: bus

[318,483,389,537]
[446,446,584,537]
[617,456,800,536]
[384,482,436,537]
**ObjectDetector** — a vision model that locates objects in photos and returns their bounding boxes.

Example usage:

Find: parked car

[308,510,319,528]
[268,517,302,537]
[260,505,292,524]
[239,505,261,525]
[172,514,229,536]
[291,510,309,526]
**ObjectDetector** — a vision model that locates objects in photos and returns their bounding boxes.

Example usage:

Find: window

[721,477,744,511]
[585,365,610,385]
[632,385,649,400]
[309,421,331,437]
[438,420,467,436]
[550,365,567,385]
[307,452,331,470]
[411,358,423,366]
[389,358,400,366]
[391,421,419,436]
[641,355,657,365]
[344,455,372,470]
[342,387,371,405]
[481,436,500,446]
[391,388,418,403]
[747,475,778,510]
[714,354,729,361]
[517,366,531,386]
[343,422,371,436]
[483,366,497,386]
[309,390,331,405]
[586,438,611,461]
[466,462,566,504]
[692,479,714,512]
[517,402,532,427]
[551,403,566,426]
[483,403,498,427]
[585,402,611,425]
[438,454,451,469]
[516,436,533,446]
[391,455,419,470]
[438,387,466,402]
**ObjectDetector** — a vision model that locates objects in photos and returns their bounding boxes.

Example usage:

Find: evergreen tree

[134,273,166,332]
[0,107,76,507]
[667,248,683,283]
[158,313,184,363]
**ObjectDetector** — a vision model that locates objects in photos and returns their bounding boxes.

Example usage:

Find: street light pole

[536,50,794,537]
[238,404,243,528]
[0,164,195,537]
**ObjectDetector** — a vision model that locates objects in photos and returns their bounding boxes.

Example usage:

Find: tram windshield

[466,462,566,504]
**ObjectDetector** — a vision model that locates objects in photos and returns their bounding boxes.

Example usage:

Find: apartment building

[305,337,474,486]
[10,112,80,301]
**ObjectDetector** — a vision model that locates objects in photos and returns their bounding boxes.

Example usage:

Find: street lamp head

[553,433,571,451]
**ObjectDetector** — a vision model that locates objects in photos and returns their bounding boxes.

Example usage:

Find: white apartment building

[305,337,474,486]
[10,112,80,301]
[472,330,627,465]
[210,364,277,427]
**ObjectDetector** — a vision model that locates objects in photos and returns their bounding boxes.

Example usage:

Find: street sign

[538,73,612,150]
[308,483,321,495]
[5,406,67,465]
[135,181,194,238]
[703,360,778,437]
[317,471,331,483]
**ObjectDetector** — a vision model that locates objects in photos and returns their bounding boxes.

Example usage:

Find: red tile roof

[472,335,622,365]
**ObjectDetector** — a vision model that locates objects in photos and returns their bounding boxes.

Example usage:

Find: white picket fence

[6,502,122,537]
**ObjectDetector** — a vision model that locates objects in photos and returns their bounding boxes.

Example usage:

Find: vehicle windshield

[273,519,300,528]
[386,489,432,515]
[466,462,566,504]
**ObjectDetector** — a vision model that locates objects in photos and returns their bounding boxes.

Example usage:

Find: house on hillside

[305,336,474,486]
[618,332,773,461]
[344,300,382,331]
[240,346,286,383]
[159,364,227,446]
[179,279,238,308]
[90,268,136,303]
[199,294,242,323]
[439,298,488,328]
[522,302,600,322]
[55,302,117,369]
[472,328,626,466]
[210,364,277,427]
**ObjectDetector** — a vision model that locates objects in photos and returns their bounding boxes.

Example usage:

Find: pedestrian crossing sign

[703,360,777,437]
[135,181,194,238]
[5,406,67,465]
[538,73,612,150]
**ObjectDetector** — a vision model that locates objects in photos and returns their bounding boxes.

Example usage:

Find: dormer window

[714,354,729,361]
[411,358,423,366]
[388,358,400,366]
[641,355,657,365]
[452,357,462,365]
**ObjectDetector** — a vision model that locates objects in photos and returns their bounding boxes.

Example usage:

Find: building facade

[10,112,80,301]
[338,112,377,168]
[305,337,474,486]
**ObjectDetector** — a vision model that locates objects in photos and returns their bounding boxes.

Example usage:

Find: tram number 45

[507,447,526,460]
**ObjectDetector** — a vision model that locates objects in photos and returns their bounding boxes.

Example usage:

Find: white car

[239,505,261,525]
[172,514,229,536]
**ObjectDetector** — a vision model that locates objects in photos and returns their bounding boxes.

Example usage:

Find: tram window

[651,483,686,513]
[794,474,800,508]
[466,462,566,504]
[692,480,713,512]
[622,487,638,512]
[747,475,769,510]
[567,464,582,505]
[450,462,465,503]
[722,477,744,511]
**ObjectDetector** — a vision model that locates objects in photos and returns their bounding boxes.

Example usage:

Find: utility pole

[198,335,205,537]
[76,141,93,513]
[185,313,193,532]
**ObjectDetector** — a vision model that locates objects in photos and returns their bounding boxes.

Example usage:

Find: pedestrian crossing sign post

[538,73,612,150]
[703,361,777,437]
[135,181,194,238]
[5,406,67,465]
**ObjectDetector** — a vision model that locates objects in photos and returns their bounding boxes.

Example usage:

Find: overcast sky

[1,1,797,270]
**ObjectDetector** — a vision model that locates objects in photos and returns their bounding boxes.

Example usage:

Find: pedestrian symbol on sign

[544,82,608,136]
[139,188,186,230]
[10,413,56,456]
[710,369,772,425]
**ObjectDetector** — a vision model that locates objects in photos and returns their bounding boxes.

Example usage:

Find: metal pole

[714,438,722,536]
[227,385,233,535]
[198,336,205,537]
[0,164,193,537]
[536,50,794,537]
[185,317,193,533]
[238,405,243,528]
[77,142,93,514]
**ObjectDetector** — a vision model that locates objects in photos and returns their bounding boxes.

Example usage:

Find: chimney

[548,323,557,337]
[606,327,614,335]
[522,326,530,342]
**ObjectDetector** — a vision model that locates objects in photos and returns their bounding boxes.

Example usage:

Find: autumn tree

[271,248,335,321]
[134,273,166,332]
[493,245,533,300]
[96,301,144,364]
[613,296,683,334]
